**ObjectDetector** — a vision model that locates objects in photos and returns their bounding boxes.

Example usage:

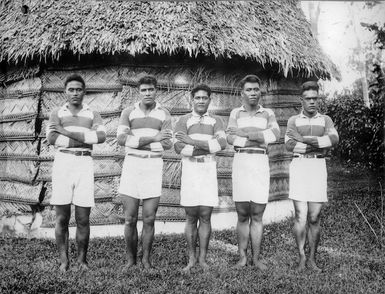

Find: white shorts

[51,151,95,207]
[289,158,327,202]
[232,153,270,204]
[118,155,163,199]
[180,158,218,207]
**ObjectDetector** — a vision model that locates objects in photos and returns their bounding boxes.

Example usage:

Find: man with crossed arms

[117,75,173,269]
[285,81,339,271]
[226,74,280,270]
[47,74,106,272]
[174,84,227,272]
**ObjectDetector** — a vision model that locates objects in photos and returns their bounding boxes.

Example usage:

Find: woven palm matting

[42,176,119,205]
[0,159,39,183]
[5,77,42,94]
[0,94,40,120]
[260,94,301,107]
[0,180,42,204]
[41,68,122,91]
[0,116,37,139]
[0,201,33,216]
[0,140,39,158]
[40,92,123,118]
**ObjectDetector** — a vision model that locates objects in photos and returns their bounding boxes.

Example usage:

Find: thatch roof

[0,0,339,79]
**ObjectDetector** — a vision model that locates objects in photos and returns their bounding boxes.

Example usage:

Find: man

[174,84,227,272]
[47,74,106,272]
[226,75,280,270]
[285,81,339,271]
[117,75,173,269]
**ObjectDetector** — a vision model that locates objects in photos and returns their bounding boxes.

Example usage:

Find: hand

[154,129,173,142]
[226,127,248,138]
[175,131,194,145]
[49,124,69,136]
[303,136,318,147]
[286,130,304,142]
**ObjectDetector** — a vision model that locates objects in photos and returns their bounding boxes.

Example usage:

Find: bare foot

[182,258,196,273]
[198,260,209,271]
[296,258,306,271]
[59,263,69,273]
[253,260,268,271]
[142,260,154,270]
[234,256,247,268]
[307,260,322,272]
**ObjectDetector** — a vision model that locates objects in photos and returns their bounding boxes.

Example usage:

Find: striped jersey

[174,112,227,156]
[47,103,106,150]
[117,102,172,155]
[285,112,339,154]
[227,105,280,150]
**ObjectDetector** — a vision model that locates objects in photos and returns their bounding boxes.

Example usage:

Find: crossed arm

[174,117,227,156]
[285,115,339,153]
[47,110,106,147]
[226,110,280,148]
[116,108,173,152]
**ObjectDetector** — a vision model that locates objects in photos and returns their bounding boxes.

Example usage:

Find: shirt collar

[192,110,209,117]
[134,101,160,111]
[240,104,265,113]
[61,103,90,112]
[299,111,321,119]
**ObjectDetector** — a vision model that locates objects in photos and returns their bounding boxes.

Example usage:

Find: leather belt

[237,148,266,155]
[127,153,162,159]
[187,156,215,163]
[293,154,325,158]
[59,149,91,156]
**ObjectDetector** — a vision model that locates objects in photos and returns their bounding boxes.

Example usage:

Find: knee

[142,214,156,227]
[308,214,320,226]
[251,213,263,223]
[186,214,198,225]
[199,214,211,225]
[237,213,249,223]
[56,214,70,227]
[125,215,138,227]
[75,216,89,228]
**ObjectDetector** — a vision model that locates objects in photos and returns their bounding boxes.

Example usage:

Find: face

[192,90,211,115]
[139,83,156,106]
[241,82,261,106]
[65,81,85,107]
[301,89,319,116]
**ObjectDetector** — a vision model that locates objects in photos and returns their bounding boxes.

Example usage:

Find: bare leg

[121,195,140,268]
[183,206,199,272]
[197,206,213,270]
[141,197,160,269]
[250,202,267,270]
[292,200,308,271]
[55,205,71,272]
[75,206,91,269]
[307,202,323,271]
[235,202,250,267]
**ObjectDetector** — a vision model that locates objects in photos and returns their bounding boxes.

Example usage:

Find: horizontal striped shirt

[47,103,106,150]
[285,112,339,154]
[117,102,172,155]
[227,105,280,150]
[174,112,227,157]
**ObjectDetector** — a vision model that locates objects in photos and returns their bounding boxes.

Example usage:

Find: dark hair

[138,75,157,87]
[301,81,319,94]
[239,74,261,89]
[64,74,86,89]
[191,84,212,98]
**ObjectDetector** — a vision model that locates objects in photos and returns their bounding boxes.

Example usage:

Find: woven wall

[0,61,302,227]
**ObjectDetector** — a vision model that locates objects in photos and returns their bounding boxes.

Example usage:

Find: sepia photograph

[0,0,384,293]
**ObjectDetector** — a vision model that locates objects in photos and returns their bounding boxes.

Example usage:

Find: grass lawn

[1,163,384,293]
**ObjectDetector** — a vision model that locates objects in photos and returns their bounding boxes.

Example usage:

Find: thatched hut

[0,1,337,232]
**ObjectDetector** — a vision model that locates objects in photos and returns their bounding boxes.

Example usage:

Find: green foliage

[319,82,384,172]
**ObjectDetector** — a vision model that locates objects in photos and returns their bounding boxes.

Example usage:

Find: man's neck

[244,103,260,113]
[140,101,156,113]
[67,103,83,114]
[303,110,318,118]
